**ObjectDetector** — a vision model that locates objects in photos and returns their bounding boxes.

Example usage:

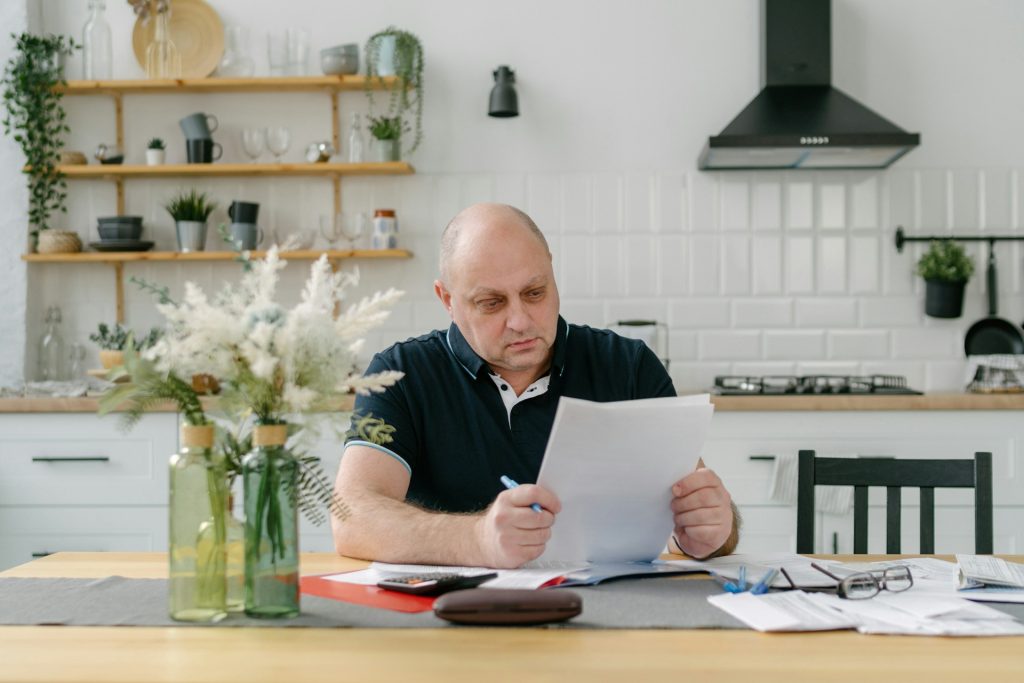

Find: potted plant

[916,239,975,318]
[89,322,162,369]
[165,188,217,252]
[364,26,423,155]
[2,33,79,251]
[146,137,166,165]
[366,115,408,162]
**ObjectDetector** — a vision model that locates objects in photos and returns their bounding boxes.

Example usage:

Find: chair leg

[975,452,994,554]
[797,450,817,553]
[920,487,935,554]
[853,486,868,554]
[886,487,902,554]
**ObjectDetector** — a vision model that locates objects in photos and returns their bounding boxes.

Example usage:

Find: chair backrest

[795,449,993,554]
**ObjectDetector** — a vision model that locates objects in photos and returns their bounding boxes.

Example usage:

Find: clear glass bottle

[225,493,245,612]
[145,8,181,79]
[243,424,300,619]
[347,112,365,163]
[169,424,228,623]
[67,342,86,380]
[37,306,65,381]
[81,0,112,79]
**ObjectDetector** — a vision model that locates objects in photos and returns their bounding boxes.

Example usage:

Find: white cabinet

[704,410,1024,554]
[0,412,178,570]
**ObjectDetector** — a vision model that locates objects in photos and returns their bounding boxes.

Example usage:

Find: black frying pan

[963,247,1024,356]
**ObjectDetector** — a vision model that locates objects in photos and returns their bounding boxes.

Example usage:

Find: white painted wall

[3,0,1024,391]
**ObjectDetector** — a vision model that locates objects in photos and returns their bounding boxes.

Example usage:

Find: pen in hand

[499,475,543,512]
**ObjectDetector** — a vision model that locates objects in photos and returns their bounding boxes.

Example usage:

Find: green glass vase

[225,494,245,612]
[169,424,228,623]
[243,424,300,618]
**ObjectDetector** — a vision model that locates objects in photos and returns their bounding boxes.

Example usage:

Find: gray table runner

[0,576,745,629]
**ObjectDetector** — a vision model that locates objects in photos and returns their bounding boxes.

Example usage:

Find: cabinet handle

[749,455,776,461]
[31,456,111,463]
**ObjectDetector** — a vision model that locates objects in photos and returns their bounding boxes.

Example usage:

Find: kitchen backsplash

[24,167,1024,393]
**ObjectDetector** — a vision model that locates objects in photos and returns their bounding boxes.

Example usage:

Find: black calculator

[376,572,498,596]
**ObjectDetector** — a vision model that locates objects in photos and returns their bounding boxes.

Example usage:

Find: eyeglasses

[779,563,914,600]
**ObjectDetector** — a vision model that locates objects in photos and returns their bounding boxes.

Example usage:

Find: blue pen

[750,568,779,595]
[738,565,747,592]
[499,475,543,512]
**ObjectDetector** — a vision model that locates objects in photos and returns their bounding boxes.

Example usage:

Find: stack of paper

[956,555,1024,603]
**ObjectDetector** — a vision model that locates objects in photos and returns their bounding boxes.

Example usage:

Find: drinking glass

[265,126,291,162]
[267,33,288,76]
[319,214,341,248]
[340,212,367,250]
[241,127,265,163]
[286,27,309,76]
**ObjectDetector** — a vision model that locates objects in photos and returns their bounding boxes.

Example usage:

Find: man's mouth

[508,338,538,350]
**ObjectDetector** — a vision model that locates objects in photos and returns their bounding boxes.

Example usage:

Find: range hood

[698,0,920,170]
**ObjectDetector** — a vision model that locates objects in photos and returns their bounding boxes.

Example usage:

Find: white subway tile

[751,175,782,230]
[460,175,495,208]
[699,331,761,360]
[625,235,657,297]
[892,329,959,360]
[764,331,826,360]
[432,175,462,231]
[667,330,698,362]
[794,361,860,376]
[786,181,814,229]
[720,178,749,231]
[655,172,686,233]
[730,361,797,377]
[606,300,668,324]
[689,171,718,232]
[819,182,846,230]
[951,169,981,231]
[887,169,916,230]
[850,174,880,230]
[625,173,653,233]
[817,236,847,293]
[722,235,751,294]
[925,361,969,392]
[412,301,451,332]
[594,235,625,298]
[526,174,562,235]
[919,169,949,230]
[657,235,689,296]
[983,169,1013,230]
[732,298,793,328]
[559,235,593,298]
[494,173,527,209]
[560,301,605,328]
[671,362,731,394]
[690,235,720,295]
[785,236,815,293]
[882,234,916,295]
[670,299,731,328]
[795,298,858,328]
[828,331,890,360]
[561,173,593,234]
[593,172,623,234]
[861,362,925,390]
[752,236,783,294]
[860,296,923,327]
[849,236,880,294]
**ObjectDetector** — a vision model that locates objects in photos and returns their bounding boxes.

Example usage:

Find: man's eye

[478,299,502,311]
[526,289,544,300]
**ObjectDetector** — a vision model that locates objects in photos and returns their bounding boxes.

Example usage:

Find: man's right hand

[475,484,561,568]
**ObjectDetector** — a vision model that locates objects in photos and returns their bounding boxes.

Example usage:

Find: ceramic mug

[186,139,223,164]
[179,112,219,139]
[229,222,264,250]
[228,201,260,224]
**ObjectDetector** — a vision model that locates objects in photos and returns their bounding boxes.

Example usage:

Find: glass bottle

[37,306,65,381]
[81,0,112,79]
[347,112,365,163]
[243,424,299,618]
[216,25,255,78]
[145,8,181,79]
[169,424,228,623]
[67,342,86,380]
[225,493,245,612]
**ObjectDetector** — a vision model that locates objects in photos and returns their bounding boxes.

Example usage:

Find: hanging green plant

[1,33,78,246]
[364,26,424,154]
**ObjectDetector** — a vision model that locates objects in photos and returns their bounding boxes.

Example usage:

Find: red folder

[300,574,436,613]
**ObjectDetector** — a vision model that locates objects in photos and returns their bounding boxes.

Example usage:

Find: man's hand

[475,484,561,568]
[670,467,734,559]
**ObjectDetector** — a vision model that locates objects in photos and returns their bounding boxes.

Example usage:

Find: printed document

[536,394,714,563]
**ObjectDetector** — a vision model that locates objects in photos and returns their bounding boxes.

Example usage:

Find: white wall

[4,0,1024,391]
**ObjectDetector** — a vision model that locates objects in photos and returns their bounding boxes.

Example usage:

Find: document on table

[708,591,858,632]
[324,562,585,590]
[535,394,714,563]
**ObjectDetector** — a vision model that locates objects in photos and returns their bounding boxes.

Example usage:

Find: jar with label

[371,209,398,249]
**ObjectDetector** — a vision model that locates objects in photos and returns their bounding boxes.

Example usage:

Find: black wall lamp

[488,65,518,117]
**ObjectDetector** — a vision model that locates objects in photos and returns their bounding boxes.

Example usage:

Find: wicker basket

[60,150,88,165]
[36,230,82,254]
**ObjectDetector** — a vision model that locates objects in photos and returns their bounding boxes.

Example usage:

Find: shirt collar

[445,316,570,380]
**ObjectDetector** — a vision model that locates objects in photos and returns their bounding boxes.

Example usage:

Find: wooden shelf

[56,75,402,95]
[22,249,412,263]
[58,162,414,178]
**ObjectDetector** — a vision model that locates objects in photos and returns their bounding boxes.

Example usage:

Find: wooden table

[1,553,1022,683]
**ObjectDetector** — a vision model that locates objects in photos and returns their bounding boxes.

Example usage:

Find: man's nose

[505,299,531,332]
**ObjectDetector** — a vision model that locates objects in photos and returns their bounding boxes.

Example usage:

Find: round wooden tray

[132,0,224,78]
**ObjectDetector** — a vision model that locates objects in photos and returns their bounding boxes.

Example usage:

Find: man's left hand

[670,467,733,559]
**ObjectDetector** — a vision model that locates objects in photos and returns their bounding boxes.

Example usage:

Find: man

[333,203,739,568]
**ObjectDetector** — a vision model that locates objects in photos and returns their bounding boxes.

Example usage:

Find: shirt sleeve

[345,352,419,474]
[634,342,677,398]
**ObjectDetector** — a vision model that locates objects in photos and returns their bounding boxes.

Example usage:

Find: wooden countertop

[1,393,1021,413]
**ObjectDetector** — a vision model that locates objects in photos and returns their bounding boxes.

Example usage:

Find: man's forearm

[705,501,742,559]
[331,489,487,566]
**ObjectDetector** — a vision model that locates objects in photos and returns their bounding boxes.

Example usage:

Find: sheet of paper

[536,394,714,563]
[707,591,858,632]
[813,591,1024,636]
[324,562,583,590]
[957,554,1024,589]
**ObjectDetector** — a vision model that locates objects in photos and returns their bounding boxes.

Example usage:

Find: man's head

[435,203,560,384]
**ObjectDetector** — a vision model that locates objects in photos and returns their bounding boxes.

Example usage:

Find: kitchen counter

[0,393,1021,412]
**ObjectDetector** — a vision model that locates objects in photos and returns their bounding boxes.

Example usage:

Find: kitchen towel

[769,452,853,515]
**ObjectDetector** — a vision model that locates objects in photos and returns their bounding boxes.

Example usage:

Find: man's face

[436,222,560,380]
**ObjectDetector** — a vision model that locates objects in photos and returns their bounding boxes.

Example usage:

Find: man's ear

[434,280,454,316]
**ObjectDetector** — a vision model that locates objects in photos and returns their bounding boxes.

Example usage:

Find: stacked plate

[89,216,155,252]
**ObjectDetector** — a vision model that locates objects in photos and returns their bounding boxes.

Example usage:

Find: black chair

[795,449,993,554]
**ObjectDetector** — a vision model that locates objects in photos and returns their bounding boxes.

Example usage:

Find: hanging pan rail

[894,226,1024,252]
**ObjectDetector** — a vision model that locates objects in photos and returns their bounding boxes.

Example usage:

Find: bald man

[332,203,739,568]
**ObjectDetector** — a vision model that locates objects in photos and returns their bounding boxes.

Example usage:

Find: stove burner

[712,374,922,396]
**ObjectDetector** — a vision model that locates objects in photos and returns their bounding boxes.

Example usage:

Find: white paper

[324,561,583,590]
[707,591,858,632]
[957,554,1024,589]
[661,552,838,588]
[536,394,714,563]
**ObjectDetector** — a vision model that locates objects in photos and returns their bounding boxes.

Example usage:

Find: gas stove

[712,374,923,396]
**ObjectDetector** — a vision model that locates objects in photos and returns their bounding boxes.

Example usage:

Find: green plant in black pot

[364,26,423,154]
[1,33,79,245]
[916,240,975,318]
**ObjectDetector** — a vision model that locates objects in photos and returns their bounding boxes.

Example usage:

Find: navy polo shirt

[346,316,675,513]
